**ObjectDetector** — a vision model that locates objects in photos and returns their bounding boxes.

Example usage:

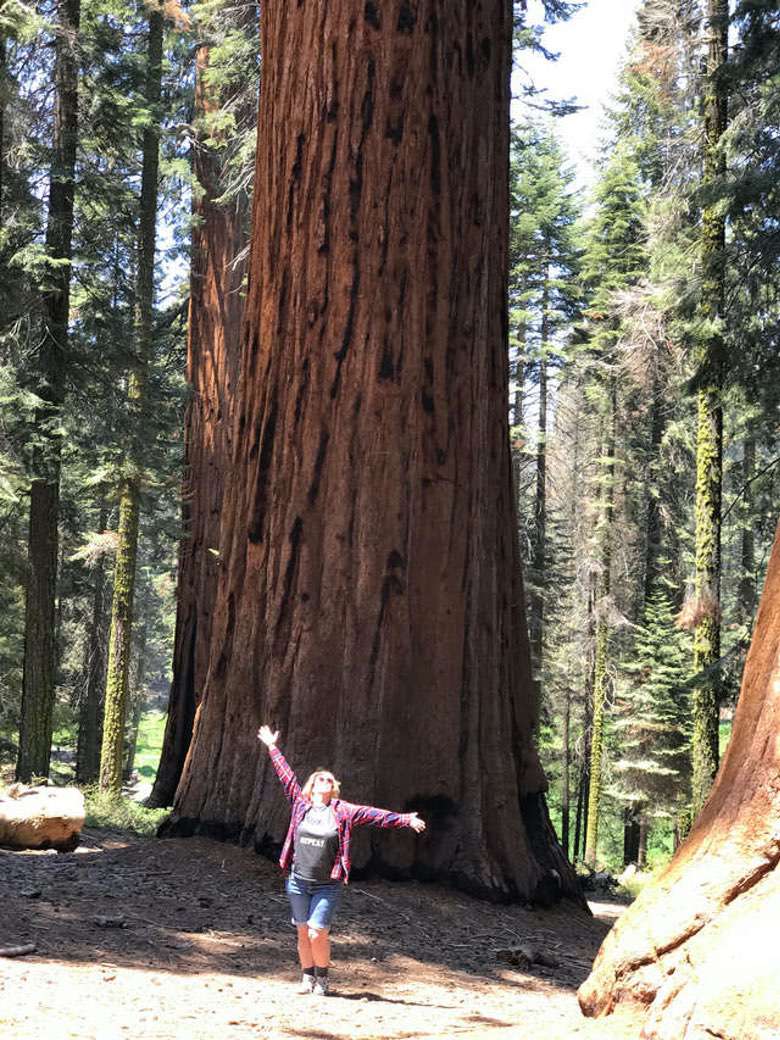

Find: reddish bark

[148,40,249,807]
[163,1,579,905]
[579,520,780,1036]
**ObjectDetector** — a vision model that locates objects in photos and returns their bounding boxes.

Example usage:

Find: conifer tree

[99,0,165,794]
[689,0,729,819]
[579,144,646,867]
[611,587,691,864]
[509,124,580,679]
[17,0,81,782]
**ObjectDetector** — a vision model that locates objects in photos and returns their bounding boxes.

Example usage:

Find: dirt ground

[0,830,642,1040]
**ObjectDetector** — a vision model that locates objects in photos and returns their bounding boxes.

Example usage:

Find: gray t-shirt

[293,803,339,882]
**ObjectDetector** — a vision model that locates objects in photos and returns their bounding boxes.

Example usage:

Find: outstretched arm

[258,726,301,804]
[345,802,426,833]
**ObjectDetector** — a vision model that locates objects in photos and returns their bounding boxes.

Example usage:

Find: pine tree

[689,0,729,819]
[17,0,81,782]
[509,123,581,681]
[611,587,691,862]
[99,0,165,794]
[579,143,646,867]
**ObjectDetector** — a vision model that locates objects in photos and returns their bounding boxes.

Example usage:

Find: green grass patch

[132,710,167,780]
[719,719,732,758]
[83,786,169,836]
[616,867,657,901]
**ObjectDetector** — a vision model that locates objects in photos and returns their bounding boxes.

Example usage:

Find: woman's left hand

[408,812,426,834]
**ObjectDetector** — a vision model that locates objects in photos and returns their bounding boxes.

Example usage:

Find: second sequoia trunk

[165,1,578,904]
[148,32,250,807]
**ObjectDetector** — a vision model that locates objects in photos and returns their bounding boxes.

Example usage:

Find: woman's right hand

[258,725,279,748]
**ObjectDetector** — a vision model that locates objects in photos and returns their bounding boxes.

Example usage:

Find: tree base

[579,854,779,1039]
[159,800,585,909]
[579,521,780,1039]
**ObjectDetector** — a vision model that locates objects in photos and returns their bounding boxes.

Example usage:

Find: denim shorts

[285,873,343,931]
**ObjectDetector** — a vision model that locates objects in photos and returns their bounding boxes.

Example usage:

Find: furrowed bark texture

[579,520,780,1038]
[17,0,80,782]
[166,0,580,905]
[149,39,249,807]
[690,0,728,818]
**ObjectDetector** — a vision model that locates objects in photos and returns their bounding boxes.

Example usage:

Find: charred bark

[163,1,580,906]
[148,28,251,807]
[579,520,780,1036]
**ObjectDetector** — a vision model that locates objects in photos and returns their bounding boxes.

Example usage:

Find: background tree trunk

[76,504,108,783]
[148,33,250,807]
[530,273,549,677]
[690,0,728,819]
[17,0,80,782]
[561,687,570,858]
[123,616,147,782]
[738,432,756,625]
[0,37,6,216]
[163,0,580,905]
[579,519,780,1036]
[99,1,163,794]
[584,380,617,867]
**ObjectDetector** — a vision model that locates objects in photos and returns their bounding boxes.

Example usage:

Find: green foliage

[132,709,166,780]
[611,589,692,818]
[83,785,169,835]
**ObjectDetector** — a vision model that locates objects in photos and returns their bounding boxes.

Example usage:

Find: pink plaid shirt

[268,746,414,884]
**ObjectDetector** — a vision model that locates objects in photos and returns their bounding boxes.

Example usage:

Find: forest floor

[0,830,643,1040]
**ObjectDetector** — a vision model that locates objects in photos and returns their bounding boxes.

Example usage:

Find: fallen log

[0,944,37,958]
[0,785,84,850]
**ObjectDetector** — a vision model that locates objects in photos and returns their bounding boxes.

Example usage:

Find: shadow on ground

[0,828,613,994]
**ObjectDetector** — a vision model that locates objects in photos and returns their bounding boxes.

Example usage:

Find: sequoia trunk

[148,33,249,807]
[164,0,579,904]
[579,520,780,1036]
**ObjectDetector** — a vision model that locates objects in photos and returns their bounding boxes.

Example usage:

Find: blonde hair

[301,768,341,801]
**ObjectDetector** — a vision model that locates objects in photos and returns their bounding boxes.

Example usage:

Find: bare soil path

[0,831,640,1039]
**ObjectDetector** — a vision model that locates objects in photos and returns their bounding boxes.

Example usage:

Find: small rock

[21,888,42,899]
[94,914,126,929]
[496,944,560,970]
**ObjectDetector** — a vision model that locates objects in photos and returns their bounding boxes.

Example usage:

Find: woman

[257,725,426,996]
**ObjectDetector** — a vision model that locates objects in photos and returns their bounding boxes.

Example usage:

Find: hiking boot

[312,976,329,997]
[297,973,315,994]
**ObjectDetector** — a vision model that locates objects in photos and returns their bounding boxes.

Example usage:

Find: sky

[512,0,643,193]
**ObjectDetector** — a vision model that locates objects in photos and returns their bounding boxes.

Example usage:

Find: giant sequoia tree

[579,520,780,1036]
[163,1,578,904]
